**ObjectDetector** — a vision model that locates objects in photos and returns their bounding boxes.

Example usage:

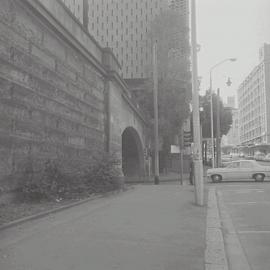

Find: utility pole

[216,88,221,167]
[83,0,89,30]
[153,40,159,185]
[191,0,204,206]
[209,73,215,168]
[179,127,184,185]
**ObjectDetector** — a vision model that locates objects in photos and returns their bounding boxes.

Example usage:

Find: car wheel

[211,174,222,183]
[254,173,265,182]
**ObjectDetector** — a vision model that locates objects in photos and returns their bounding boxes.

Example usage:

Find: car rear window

[227,162,240,168]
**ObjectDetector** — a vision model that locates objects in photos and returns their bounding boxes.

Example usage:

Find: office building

[238,43,270,145]
[225,108,240,146]
[60,0,189,79]
[61,0,84,23]
[226,96,236,108]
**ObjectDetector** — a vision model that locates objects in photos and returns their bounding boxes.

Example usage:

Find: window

[240,161,254,168]
[227,162,240,168]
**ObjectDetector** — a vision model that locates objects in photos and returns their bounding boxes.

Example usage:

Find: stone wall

[0,0,148,189]
[0,0,107,187]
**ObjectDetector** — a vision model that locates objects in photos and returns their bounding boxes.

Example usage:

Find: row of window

[91,0,159,10]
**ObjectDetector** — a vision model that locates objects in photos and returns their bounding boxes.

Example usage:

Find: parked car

[264,153,270,162]
[239,152,245,158]
[221,154,232,163]
[207,160,270,182]
[245,154,254,160]
[254,152,266,161]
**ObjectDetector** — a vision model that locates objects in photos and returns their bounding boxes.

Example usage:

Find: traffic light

[184,131,192,147]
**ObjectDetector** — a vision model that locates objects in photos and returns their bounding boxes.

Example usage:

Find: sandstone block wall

[0,0,107,187]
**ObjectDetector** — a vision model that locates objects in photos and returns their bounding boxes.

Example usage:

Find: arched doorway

[122,127,144,177]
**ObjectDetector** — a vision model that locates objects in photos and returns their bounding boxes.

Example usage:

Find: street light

[209,58,237,168]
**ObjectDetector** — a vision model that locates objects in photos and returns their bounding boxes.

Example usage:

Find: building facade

[225,108,240,146]
[238,43,270,145]
[60,0,189,79]
[226,96,236,108]
[61,0,84,23]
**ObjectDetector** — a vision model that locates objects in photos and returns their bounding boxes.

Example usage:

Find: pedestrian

[189,158,194,185]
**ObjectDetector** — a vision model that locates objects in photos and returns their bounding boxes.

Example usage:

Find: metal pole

[216,88,221,167]
[83,0,89,30]
[153,40,159,185]
[210,72,215,168]
[191,0,204,206]
[209,58,236,168]
[179,127,184,185]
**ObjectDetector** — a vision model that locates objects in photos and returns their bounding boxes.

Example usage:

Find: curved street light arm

[210,58,237,73]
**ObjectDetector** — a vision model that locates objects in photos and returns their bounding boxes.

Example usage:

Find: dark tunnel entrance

[122,127,144,177]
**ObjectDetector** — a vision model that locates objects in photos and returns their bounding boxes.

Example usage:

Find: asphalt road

[212,181,270,270]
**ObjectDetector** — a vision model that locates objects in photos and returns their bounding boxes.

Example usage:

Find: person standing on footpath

[189,158,194,185]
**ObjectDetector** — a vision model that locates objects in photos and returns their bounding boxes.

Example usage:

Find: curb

[205,187,229,270]
[0,188,129,231]
[217,191,251,270]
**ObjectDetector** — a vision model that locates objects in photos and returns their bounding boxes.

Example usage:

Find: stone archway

[122,127,144,177]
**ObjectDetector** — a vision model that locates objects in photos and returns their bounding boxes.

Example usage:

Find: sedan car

[264,153,270,162]
[207,160,270,182]
[254,152,266,161]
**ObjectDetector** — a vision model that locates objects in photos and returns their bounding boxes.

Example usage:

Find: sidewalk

[0,183,207,270]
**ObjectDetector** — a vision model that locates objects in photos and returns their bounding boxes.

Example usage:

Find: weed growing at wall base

[16,152,122,202]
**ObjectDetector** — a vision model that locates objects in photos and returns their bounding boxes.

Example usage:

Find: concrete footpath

[0,182,207,270]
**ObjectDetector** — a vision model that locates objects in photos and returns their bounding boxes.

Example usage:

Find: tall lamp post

[209,58,236,168]
[153,40,159,185]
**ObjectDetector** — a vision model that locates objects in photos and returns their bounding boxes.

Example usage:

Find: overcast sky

[196,0,270,106]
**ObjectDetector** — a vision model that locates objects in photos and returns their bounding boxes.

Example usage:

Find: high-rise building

[238,43,270,145]
[61,0,84,23]
[221,97,239,146]
[226,96,236,108]
[225,108,240,146]
[60,0,189,79]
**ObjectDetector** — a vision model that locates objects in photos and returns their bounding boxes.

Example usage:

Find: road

[212,180,270,270]
[0,184,206,270]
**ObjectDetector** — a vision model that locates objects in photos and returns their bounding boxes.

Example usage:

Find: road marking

[227,201,270,205]
[223,189,264,193]
[235,190,264,194]
[238,230,270,234]
[221,185,264,187]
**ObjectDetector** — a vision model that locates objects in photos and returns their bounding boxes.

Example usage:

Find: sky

[196,0,270,106]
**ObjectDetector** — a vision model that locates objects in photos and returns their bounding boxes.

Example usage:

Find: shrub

[17,159,68,201]
[17,152,123,202]
[84,152,123,193]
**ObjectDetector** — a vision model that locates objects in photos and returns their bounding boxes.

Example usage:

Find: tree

[136,9,191,170]
[200,91,233,138]
[199,91,233,164]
